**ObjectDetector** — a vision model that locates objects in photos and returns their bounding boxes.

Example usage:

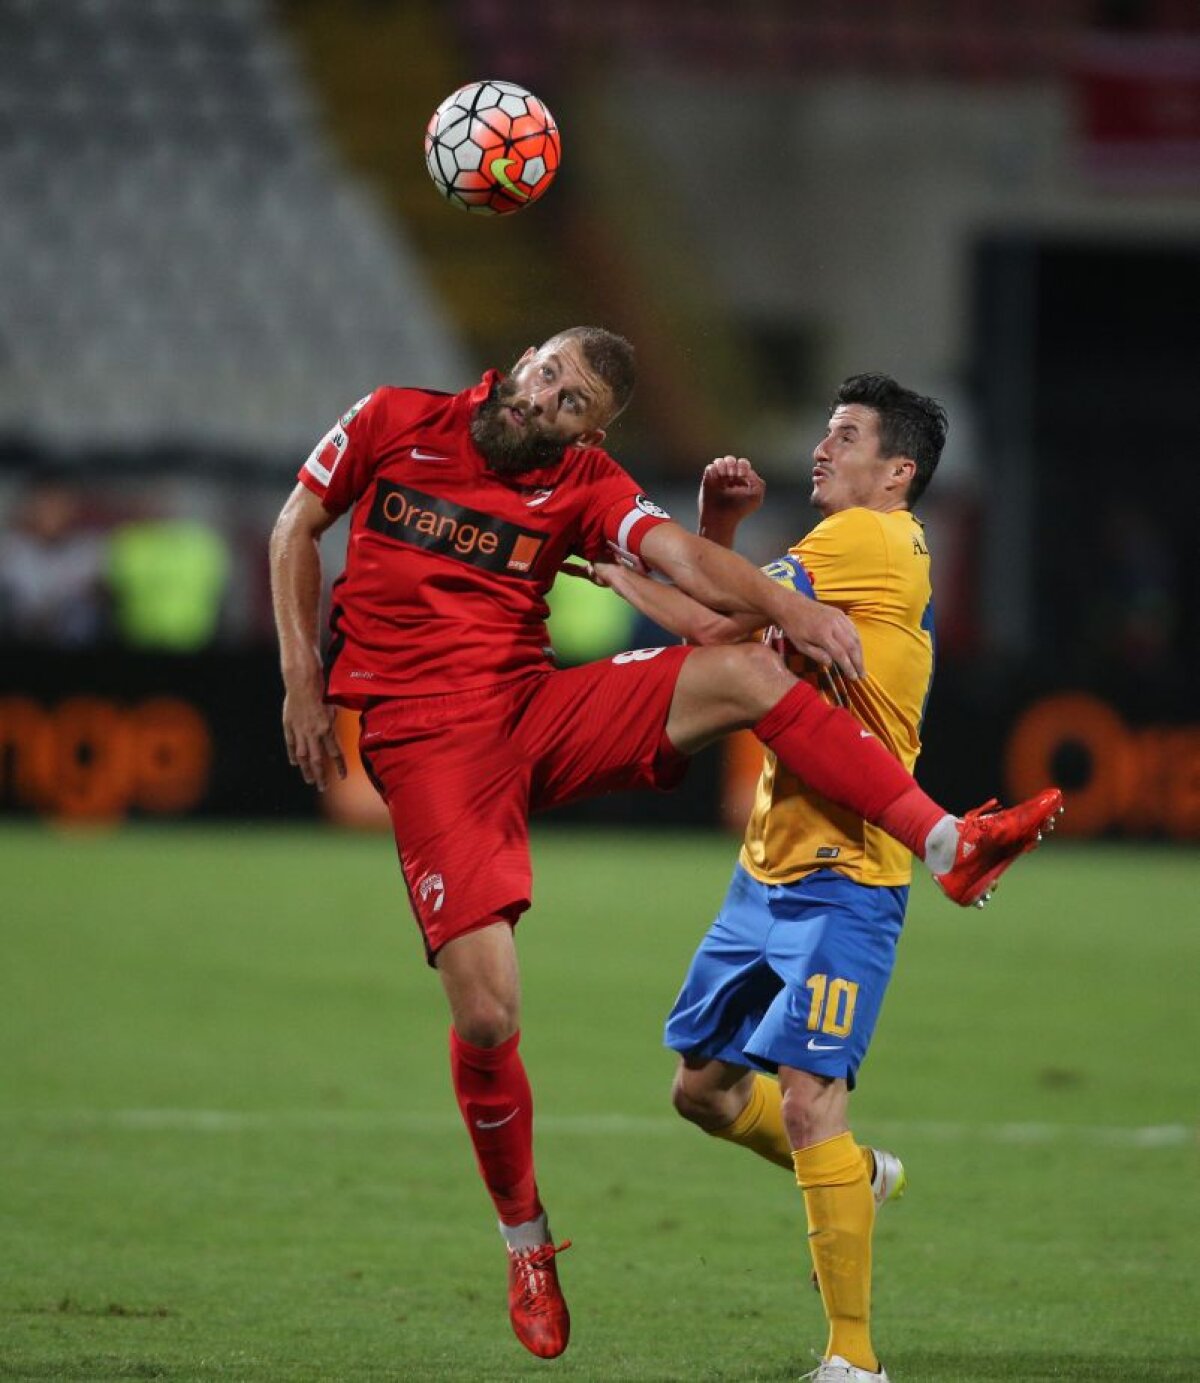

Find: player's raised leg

[663,643,1062,904]
[437,921,571,1359]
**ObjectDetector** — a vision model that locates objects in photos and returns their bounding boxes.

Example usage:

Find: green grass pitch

[2,824,1197,1381]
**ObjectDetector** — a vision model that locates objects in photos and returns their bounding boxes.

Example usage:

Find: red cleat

[935,788,1064,908]
[507,1239,571,1359]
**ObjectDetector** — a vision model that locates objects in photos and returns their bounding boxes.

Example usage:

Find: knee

[437,920,521,1048]
[670,1070,712,1127]
[452,994,519,1048]
[671,1067,735,1132]
[719,643,793,721]
[780,1077,839,1149]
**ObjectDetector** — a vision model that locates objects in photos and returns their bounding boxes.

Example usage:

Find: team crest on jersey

[417,872,445,914]
[366,480,549,579]
[762,556,815,598]
[339,392,373,427]
[635,494,671,520]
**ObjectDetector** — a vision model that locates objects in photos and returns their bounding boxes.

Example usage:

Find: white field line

[0,1109,1192,1148]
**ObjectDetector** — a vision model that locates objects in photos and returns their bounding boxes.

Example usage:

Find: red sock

[754,682,945,859]
[449,1027,541,1226]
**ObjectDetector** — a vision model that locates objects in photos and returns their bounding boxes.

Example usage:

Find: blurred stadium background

[1,0,1198,834]
[3,3,1199,1378]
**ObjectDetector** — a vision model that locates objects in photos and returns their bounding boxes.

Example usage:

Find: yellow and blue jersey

[739,506,935,888]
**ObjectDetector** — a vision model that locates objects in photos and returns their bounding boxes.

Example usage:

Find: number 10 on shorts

[805,973,859,1037]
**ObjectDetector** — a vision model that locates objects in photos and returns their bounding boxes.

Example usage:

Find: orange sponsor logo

[380,488,500,559]
[1005,692,1200,839]
[0,695,211,821]
[506,534,544,573]
[368,481,547,578]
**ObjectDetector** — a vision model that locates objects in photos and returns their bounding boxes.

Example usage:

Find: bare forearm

[269,514,325,684]
[696,511,741,549]
[600,563,749,645]
[269,483,346,788]
[640,523,792,626]
[637,520,862,675]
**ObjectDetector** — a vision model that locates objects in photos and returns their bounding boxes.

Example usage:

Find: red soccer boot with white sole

[507,1239,571,1359]
[936,788,1064,908]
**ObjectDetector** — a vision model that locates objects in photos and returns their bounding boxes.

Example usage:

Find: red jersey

[297,372,673,705]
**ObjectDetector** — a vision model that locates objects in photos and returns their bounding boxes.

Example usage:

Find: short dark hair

[546,326,636,421]
[832,373,948,506]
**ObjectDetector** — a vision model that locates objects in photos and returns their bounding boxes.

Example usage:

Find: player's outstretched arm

[269,483,347,791]
[587,560,755,646]
[639,522,864,679]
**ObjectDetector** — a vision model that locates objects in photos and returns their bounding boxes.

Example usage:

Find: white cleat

[803,1355,891,1381]
[868,1146,907,1206]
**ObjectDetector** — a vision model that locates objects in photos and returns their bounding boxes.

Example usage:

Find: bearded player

[269,327,1061,1361]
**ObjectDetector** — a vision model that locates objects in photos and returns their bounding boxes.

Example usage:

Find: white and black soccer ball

[424,80,561,216]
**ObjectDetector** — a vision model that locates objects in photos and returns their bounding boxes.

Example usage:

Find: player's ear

[575,427,606,448]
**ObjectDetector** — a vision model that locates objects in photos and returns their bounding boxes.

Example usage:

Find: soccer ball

[424,80,561,216]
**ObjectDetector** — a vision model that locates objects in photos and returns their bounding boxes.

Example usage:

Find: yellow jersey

[739,506,935,888]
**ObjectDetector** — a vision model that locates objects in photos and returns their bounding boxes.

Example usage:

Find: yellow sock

[710,1072,793,1170]
[793,1131,878,1373]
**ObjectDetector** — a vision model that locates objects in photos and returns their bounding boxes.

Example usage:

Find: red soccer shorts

[357,645,694,960]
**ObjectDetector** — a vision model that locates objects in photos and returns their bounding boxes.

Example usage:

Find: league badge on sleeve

[635,495,671,520]
[340,393,374,428]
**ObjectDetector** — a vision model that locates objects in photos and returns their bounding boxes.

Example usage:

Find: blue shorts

[663,865,907,1089]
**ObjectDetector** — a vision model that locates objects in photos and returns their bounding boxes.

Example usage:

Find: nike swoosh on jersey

[411,448,449,461]
[806,1038,843,1052]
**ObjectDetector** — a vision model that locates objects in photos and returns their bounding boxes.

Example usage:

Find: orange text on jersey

[380,490,500,559]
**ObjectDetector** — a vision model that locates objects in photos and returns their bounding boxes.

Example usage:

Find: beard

[469,377,570,475]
